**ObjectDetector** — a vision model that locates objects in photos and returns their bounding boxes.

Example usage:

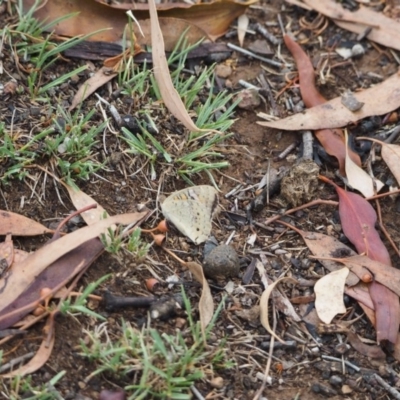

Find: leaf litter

[5,0,400,397]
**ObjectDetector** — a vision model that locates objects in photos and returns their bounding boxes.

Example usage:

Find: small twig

[384,125,400,143]
[373,373,400,399]
[252,303,277,400]
[266,159,271,205]
[52,203,97,238]
[190,385,206,400]
[321,355,360,372]
[276,142,297,160]
[0,351,35,373]
[277,13,285,36]
[227,43,287,68]
[238,79,260,90]
[255,23,281,45]
[102,291,156,311]
[264,199,338,226]
[302,131,314,161]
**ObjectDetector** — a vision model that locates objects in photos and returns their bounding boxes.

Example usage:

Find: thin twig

[321,355,360,372]
[252,303,277,400]
[373,373,400,399]
[227,43,287,68]
[264,199,338,226]
[0,351,35,373]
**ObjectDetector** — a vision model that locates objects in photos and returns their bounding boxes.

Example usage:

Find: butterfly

[161,185,218,244]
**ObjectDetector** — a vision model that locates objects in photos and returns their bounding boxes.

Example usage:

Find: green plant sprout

[59,274,110,320]
[101,222,150,262]
[5,0,104,99]
[79,289,234,399]
[2,371,66,400]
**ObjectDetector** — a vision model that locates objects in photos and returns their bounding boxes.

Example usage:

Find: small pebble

[342,385,353,394]
[215,64,232,78]
[210,377,224,389]
[329,375,343,387]
[203,244,240,280]
[235,88,261,110]
[335,342,350,355]
[341,91,364,112]
[311,382,337,397]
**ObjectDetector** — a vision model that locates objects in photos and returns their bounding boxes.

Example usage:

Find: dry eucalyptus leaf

[185,261,214,333]
[0,210,52,236]
[314,267,349,324]
[257,72,400,131]
[69,67,117,111]
[0,212,148,314]
[65,184,108,225]
[148,0,205,133]
[344,131,384,198]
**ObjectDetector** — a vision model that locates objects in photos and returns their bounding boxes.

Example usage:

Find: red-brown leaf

[283,35,361,175]
[327,178,400,344]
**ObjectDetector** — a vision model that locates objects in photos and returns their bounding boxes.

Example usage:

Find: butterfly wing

[161,186,218,244]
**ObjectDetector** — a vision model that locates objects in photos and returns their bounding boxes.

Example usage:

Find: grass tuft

[79,290,234,399]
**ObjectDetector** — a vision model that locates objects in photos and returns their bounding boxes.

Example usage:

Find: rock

[335,342,350,355]
[341,91,364,112]
[311,382,338,397]
[235,88,261,110]
[215,64,232,78]
[329,375,343,387]
[342,385,353,395]
[210,376,224,389]
[203,244,240,280]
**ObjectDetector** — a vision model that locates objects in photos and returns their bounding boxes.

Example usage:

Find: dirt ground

[2,0,400,399]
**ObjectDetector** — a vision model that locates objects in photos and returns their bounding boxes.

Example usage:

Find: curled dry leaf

[0,210,52,236]
[148,0,205,133]
[346,331,386,359]
[161,247,214,334]
[314,267,349,324]
[95,0,256,41]
[65,184,108,225]
[299,230,359,286]
[69,67,117,111]
[344,130,384,198]
[256,260,301,322]
[258,72,400,131]
[346,283,374,311]
[297,228,374,310]
[259,277,298,343]
[0,238,104,330]
[185,261,214,334]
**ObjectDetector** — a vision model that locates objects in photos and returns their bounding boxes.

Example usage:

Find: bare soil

[1,1,400,399]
